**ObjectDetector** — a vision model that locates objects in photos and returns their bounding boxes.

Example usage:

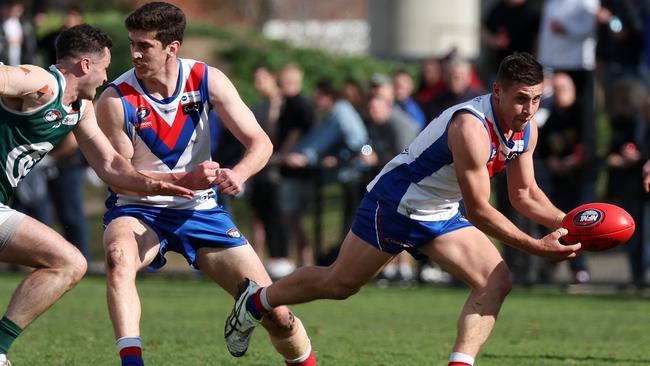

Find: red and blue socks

[448,351,475,366]
[246,287,272,321]
[117,336,144,366]
[285,344,317,366]
[0,316,22,355]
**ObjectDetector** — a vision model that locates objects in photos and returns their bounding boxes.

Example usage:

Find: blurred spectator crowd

[4,0,650,289]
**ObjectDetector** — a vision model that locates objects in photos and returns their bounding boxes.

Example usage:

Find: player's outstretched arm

[505,119,565,229]
[208,66,273,196]
[74,100,193,198]
[448,112,579,260]
[0,64,55,99]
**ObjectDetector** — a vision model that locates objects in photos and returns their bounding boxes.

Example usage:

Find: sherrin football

[561,203,635,251]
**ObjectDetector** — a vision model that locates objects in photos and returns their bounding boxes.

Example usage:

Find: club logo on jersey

[44,109,62,123]
[136,106,151,120]
[5,142,54,187]
[227,228,241,238]
[182,102,203,115]
[573,209,604,227]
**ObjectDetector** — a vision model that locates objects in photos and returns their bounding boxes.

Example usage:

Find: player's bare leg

[196,245,313,363]
[223,232,393,360]
[103,217,161,366]
[265,232,394,305]
[0,215,87,359]
[226,232,393,360]
[419,226,512,365]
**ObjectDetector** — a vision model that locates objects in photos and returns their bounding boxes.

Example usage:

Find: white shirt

[3,17,22,66]
[537,0,599,71]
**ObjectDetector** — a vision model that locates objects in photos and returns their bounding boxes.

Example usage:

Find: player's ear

[166,40,181,58]
[492,81,501,99]
[79,56,92,74]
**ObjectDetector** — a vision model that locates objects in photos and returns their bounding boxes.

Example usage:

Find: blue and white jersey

[366,94,531,221]
[106,58,217,210]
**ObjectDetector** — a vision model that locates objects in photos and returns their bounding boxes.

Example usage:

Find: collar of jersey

[134,58,184,105]
[488,94,516,149]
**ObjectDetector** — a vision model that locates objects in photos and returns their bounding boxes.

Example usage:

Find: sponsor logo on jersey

[62,114,79,126]
[227,228,241,238]
[180,91,201,104]
[5,142,54,187]
[573,209,604,227]
[134,121,153,131]
[182,102,202,115]
[44,109,62,122]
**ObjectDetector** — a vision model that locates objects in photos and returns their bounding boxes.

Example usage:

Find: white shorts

[0,203,25,251]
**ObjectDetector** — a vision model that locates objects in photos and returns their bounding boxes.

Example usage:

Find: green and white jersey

[0,65,85,204]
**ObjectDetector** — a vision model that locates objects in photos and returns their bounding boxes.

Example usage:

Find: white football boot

[0,354,11,366]
[224,278,263,357]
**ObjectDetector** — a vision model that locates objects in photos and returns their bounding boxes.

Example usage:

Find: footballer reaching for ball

[0,24,194,366]
[226,52,582,366]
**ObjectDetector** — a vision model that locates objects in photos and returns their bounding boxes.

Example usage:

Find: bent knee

[62,251,87,286]
[264,308,298,335]
[480,266,512,298]
[104,245,137,277]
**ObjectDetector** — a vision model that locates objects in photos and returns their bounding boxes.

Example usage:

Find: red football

[561,203,635,251]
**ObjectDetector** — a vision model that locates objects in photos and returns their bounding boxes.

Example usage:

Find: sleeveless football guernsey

[0,66,84,204]
[366,94,531,221]
[107,58,215,210]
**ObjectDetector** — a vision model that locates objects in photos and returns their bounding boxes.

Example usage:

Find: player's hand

[151,180,194,199]
[180,161,220,190]
[534,228,582,261]
[215,168,245,196]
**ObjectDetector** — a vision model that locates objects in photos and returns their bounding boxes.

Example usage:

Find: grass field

[0,274,649,366]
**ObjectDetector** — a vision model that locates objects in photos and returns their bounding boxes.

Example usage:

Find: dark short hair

[125,1,186,46]
[56,24,112,61]
[315,79,339,99]
[496,52,543,88]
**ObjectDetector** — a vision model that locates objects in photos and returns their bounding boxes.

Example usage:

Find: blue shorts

[351,195,473,258]
[103,205,247,270]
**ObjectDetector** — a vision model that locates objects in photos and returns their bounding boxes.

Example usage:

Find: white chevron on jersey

[107,58,217,209]
[366,94,531,221]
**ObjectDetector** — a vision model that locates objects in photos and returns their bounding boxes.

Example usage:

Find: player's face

[128,30,175,79]
[79,47,110,100]
[493,81,543,132]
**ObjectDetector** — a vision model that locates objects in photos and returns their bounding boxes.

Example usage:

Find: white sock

[449,351,475,365]
[259,287,273,312]
[116,336,142,352]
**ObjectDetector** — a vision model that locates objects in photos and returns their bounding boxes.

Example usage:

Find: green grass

[2,275,650,365]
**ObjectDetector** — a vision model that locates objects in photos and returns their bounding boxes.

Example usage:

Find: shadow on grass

[482,353,650,364]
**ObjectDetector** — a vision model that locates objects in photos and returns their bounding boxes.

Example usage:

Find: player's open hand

[215,168,245,196]
[152,180,194,199]
[180,161,220,190]
[535,228,582,261]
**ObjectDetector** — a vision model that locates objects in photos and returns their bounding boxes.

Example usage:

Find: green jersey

[0,66,84,204]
